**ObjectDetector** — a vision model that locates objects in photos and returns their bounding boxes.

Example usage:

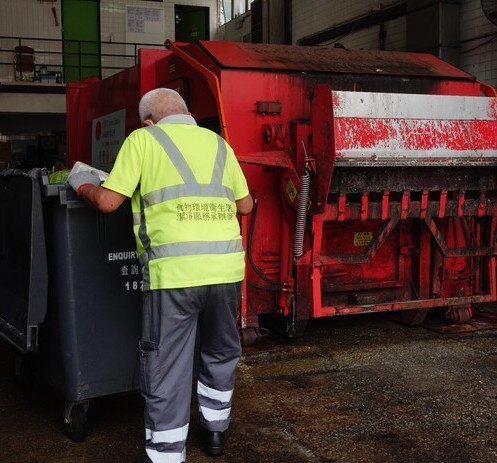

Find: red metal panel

[311,85,336,214]
[334,119,497,160]
[66,77,98,168]
[139,48,170,96]
[67,66,141,167]
[219,70,310,156]
[320,220,400,281]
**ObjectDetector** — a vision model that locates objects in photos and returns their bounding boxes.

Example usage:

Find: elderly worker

[68,88,253,463]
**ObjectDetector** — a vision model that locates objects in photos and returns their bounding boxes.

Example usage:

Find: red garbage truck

[67,40,497,344]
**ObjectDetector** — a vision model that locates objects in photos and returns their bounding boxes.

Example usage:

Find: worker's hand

[67,170,101,195]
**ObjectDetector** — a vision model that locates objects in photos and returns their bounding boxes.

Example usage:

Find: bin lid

[0,171,48,353]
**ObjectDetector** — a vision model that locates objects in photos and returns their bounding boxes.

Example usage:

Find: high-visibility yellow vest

[131,125,246,290]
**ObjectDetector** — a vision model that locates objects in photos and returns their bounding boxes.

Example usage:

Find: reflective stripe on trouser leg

[145,425,188,463]
[198,282,242,432]
[197,381,233,428]
[140,289,202,463]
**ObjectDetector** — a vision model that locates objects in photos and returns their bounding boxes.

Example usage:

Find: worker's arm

[236,194,253,216]
[68,170,126,213]
[78,184,126,213]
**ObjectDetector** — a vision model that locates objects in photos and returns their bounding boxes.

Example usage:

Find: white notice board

[92,109,126,172]
[126,5,165,45]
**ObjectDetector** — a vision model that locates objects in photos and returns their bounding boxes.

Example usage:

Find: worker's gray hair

[138,88,189,122]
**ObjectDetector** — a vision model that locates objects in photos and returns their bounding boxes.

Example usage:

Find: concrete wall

[216,11,251,42]
[0,0,63,81]
[290,0,497,88]
[382,16,406,51]
[318,16,406,51]
[292,0,400,45]
[221,0,404,50]
[0,0,218,81]
[218,0,286,44]
[100,0,218,78]
[1,0,496,87]
[460,0,497,87]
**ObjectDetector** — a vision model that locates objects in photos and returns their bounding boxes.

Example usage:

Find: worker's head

[138,88,190,126]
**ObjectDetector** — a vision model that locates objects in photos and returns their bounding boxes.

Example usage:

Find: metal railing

[0,35,164,83]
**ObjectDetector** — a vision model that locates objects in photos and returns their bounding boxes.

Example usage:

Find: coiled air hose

[294,167,310,258]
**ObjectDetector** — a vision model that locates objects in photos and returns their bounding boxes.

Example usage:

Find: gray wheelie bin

[0,169,142,441]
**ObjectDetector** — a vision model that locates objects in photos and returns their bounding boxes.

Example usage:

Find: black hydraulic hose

[247,280,281,292]
[247,199,284,287]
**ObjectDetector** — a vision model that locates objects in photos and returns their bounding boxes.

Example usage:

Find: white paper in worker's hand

[69,161,109,182]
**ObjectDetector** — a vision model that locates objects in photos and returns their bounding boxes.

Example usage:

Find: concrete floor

[1,311,497,463]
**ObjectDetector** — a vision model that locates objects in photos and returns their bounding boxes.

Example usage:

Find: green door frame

[62,0,101,82]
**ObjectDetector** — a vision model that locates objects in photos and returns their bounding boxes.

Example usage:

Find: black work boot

[204,430,226,457]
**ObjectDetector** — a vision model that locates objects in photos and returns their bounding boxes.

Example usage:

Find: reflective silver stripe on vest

[145,125,198,184]
[151,239,243,259]
[138,239,243,265]
[142,184,235,207]
[143,126,232,206]
[210,135,228,184]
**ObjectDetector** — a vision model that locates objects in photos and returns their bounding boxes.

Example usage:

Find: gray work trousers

[139,282,242,463]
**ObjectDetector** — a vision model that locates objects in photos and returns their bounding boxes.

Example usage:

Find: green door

[62,0,100,83]
[175,5,210,41]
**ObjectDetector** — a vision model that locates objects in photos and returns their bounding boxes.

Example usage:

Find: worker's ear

[143,118,154,127]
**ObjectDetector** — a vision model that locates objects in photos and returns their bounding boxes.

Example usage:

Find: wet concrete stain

[1,312,497,463]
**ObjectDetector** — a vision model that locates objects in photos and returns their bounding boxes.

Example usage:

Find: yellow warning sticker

[354,231,373,246]
[286,179,298,203]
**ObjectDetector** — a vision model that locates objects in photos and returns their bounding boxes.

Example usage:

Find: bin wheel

[64,403,88,442]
